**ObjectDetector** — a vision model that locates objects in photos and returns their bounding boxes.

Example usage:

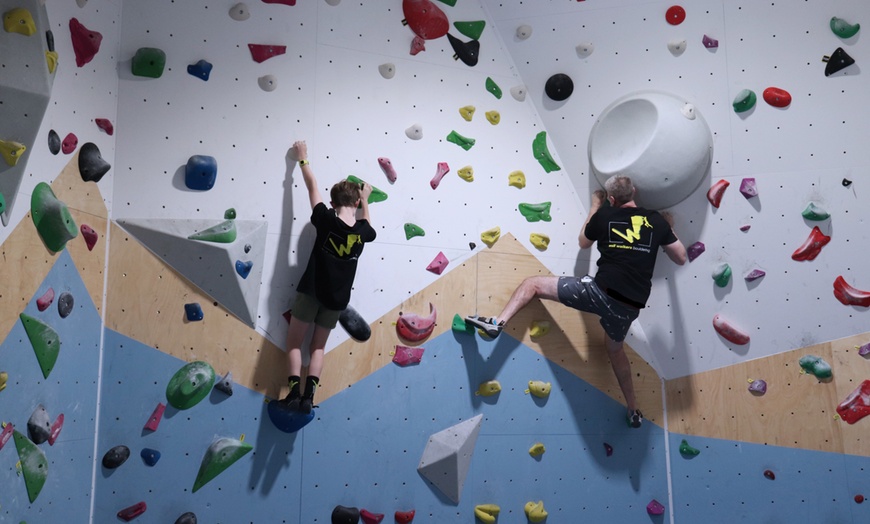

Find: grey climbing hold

[48,130,60,155]
[175,513,197,524]
[405,124,423,140]
[417,414,483,503]
[378,63,395,79]
[516,24,532,40]
[258,74,278,91]
[214,372,234,396]
[576,42,594,58]
[78,142,111,183]
[57,292,74,318]
[102,444,130,469]
[229,2,250,20]
[27,404,51,445]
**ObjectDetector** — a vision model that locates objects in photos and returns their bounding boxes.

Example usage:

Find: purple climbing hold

[744,268,766,282]
[687,241,705,262]
[739,177,757,198]
[702,34,719,48]
[426,251,449,275]
[235,260,253,279]
[749,379,767,395]
[185,155,217,190]
[187,59,213,81]
[646,499,666,515]
[185,303,204,322]
[95,118,114,135]
[858,343,870,357]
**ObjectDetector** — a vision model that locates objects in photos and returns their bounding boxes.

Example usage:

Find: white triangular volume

[417,414,483,504]
[116,218,268,327]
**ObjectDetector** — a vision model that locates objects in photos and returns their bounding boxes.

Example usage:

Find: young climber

[282,140,376,413]
[466,175,687,428]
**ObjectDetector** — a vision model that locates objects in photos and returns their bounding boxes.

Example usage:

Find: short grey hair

[604,175,634,206]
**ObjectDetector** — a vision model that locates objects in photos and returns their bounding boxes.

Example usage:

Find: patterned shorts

[556,276,640,342]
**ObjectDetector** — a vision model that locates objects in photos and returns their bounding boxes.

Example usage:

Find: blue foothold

[267,399,315,433]
[187,59,213,81]
[184,303,203,321]
[235,260,253,279]
[141,448,161,466]
[185,155,217,191]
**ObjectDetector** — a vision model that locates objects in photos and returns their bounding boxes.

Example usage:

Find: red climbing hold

[836,380,870,424]
[396,303,436,342]
[402,0,449,40]
[360,509,385,524]
[95,118,114,136]
[665,5,686,25]
[791,226,830,261]
[81,224,98,251]
[410,35,426,56]
[118,501,147,522]
[763,469,775,480]
[763,87,791,108]
[395,510,415,523]
[37,288,55,312]
[833,276,870,307]
[69,18,103,67]
[856,495,865,504]
[62,133,78,155]
[706,179,730,208]
[393,345,425,366]
[48,413,64,446]
[248,44,287,63]
[712,314,750,345]
[143,402,165,432]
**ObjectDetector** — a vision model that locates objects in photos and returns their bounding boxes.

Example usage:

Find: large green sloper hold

[132,47,167,78]
[13,430,48,503]
[454,20,485,40]
[31,182,78,252]
[532,132,561,173]
[166,361,215,410]
[187,220,237,243]
[346,175,388,204]
[19,314,60,379]
[192,437,253,492]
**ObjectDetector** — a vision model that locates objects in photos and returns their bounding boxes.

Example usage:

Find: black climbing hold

[78,142,111,183]
[469,242,476,250]
[214,372,234,396]
[447,33,479,67]
[824,47,855,76]
[174,512,197,524]
[140,447,161,466]
[843,178,853,187]
[332,505,360,524]
[57,292,74,318]
[339,305,371,341]
[48,130,60,155]
[102,445,131,469]
[46,30,55,52]
[244,243,252,253]
[27,404,51,445]
[545,73,574,101]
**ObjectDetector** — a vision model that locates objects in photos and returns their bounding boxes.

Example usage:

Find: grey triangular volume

[417,414,483,504]
[116,218,268,327]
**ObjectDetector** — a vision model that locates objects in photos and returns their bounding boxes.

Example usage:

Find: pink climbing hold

[739,224,751,232]
[378,157,397,183]
[604,442,613,456]
[62,133,78,155]
[393,345,425,366]
[836,380,870,424]
[647,499,666,515]
[791,226,830,261]
[143,402,166,432]
[360,508,385,524]
[739,177,757,198]
[118,501,147,522]
[37,288,55,311]
[396,303,437,342]
[95,118,114,136]
[833,276,870,307]
[69,18,103,67]
[713,313,750,345]
[426,252,449,275]
[262,0,297,5]
[410,35,426,56]
[248,44,287,63]
[706,179,729,208]
[702,35,718,48]
[48,413,64,445]
[687,241,705,262]
[81,224,98,251]
[402,0,449,40]
[0,423,13,451]
[430,162,450,189]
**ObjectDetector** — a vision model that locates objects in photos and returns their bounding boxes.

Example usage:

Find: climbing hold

[192,437,253,492]
[856,495,865,504]
[118,502,147,522]
[141,448,161,466]
[508,170,526,189]
[799,354,832,379]
[823,47,855,76]
[235,260,253,279]
[410,35,425,55]
[131,47,166,78]
[166,361,216,410]
[426,251,449,275]
[830,17,860,39]
[455,20,485,40]
[37,288,55,311]
[13,430,48,503]
[47,28,56,51]
[0,371,6,392]
[484,111,500,125]
[360,509,384,524]
[0,192,4,215]
[262,0,297,5]
[447,33,479,66]
[545,73,574,101]
[763,470,775,480]
[576,42,594,58]
[404,223,425,240]
[378,63,395,79]
[516,24,532,40]
[739,177,757,198]
[268,398,315,432]
[47,412,61,445]
[668,39,687,56]
[457,166,474,182]
[144,402,165,432]
[843,178,852,187]
[69,18,102,67]
[712,313,750,345]
[480,226,500,248]
[27,405,51,445]
[396,303,436,342]
[510,85,526,101]
[529,320,550,338]
[532,131,561,172]
[331,505,360,524]
[604,442,613,456]
[244,243,251,253]
[187,59,213,81]
[79,142,111,182]
[529,442,545,457]
[706,179,729,208]
[258,74,278,91]
[185,155,217,191]
[476,380,501,397]
[393,345,425,366]
[48,130,60,155]
[54,290,72,319]
[402,0,448,40]
[712,263,731,287]
[446,131,475,151]
[474,504,500,524]
[81,224,98,251]
[802,202,830,221]
[214,371,234,396]
[0,139,26,166]
[229,2,250,20]
[188,220,237,243]
[184,303,204,321]
[833,276,870,307]
[763,87,791,108]
[175,513,198,524]
[451,313,473,333]
[0,422,12,449]
[530,233,549,251]
[405,124,423,140]
[102,444,131,469]
[4,8,36,36]
[679,439,700,456]
[646,499,666,515]
[748,379,767,395]
[485,77,502,99]
[526,380,551,398]
[858,343,870,357]
[248,44,286,63]
[62,133,78,154]
[518,202,552,222]
[791,226,830,261]
[20,313,60,378]
[430,161,450,188]
[459,105,475,121]
[665,5,685,25]
[46,48,59,73]
[687,241,705,262]
[524,501,548,523]
[836,380,870,424]
[702,34,718,48]
[744,268,766,282]
[339,304,371,341]
[394,510,415,524]
[732,89,757,113]
[95,118,114,135]
[740,224,751,231]
[347,175,388,203]
[469,242,476,250]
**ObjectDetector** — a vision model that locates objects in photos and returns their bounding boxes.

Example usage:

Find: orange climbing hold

[833,276,870,307]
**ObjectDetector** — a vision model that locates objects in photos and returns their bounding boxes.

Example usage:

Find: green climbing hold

[404,223,425,240]
[224,208,237,220]
[485,77,502,99]
[518,202,552,222]
[131,47,167,78]
[31,182,78,252]
[454,20,485,41]
[0,192,5,215]
[192,437,253,492]
[188,220,237,243]
[13,430,48,503]
[732,89,757,113]
[712,263,732,287]
[799,354,832,379]
[166,361,216,410]
[679,439,700,456]
[532,132,561,173]
[802,202,830,221]
[19,314,60,379]
[447,130,476,151]
[436,0,457,5]
[830,17,860,39]
[346,175,388,204]
[451,313,474,333]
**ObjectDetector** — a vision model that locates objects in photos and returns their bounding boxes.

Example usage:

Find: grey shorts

[291,292,341,329]
[556,276,640,342]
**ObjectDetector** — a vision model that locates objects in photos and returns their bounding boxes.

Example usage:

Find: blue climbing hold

[185,155,217,190]
[141,448,161,466]
[187,59,213,81]
[184,303,203,322]
[267,399,314,433]
[235,260,253,279]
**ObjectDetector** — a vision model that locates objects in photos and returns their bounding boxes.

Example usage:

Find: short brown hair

[330,180,361,208]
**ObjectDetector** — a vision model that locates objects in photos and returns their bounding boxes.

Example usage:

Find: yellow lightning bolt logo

[611,216,652,243]
[329,234,361,256]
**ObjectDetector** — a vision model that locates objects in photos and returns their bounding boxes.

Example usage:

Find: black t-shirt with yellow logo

[584,205,677,308]
[296,202,377,310]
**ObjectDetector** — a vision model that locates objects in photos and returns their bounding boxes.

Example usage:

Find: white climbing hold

[258,75,277,92]
[576,42,594,58]
[510,85,527,102]
[668,39,687,56]
[378,63,396,79]
[516,24,532,40]
[229,2,250,21]
[405,124,423,140]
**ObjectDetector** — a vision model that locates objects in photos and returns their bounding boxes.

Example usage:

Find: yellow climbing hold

[524,500,548,523]
[476,380,501,397]
[528,442,545,457]
[459,105,476,121]
[458,165,474,182]
[525,380,551,398]
[474,504,500,523]
[46,51,58,73]
[485,110,500,125]
[530,233,549,251]
[0,371,7,392]
[0,140,26,166]
[4,8,36,36]
[508,170,526,189]
[481,226,501,248]
[529,320,550,338]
